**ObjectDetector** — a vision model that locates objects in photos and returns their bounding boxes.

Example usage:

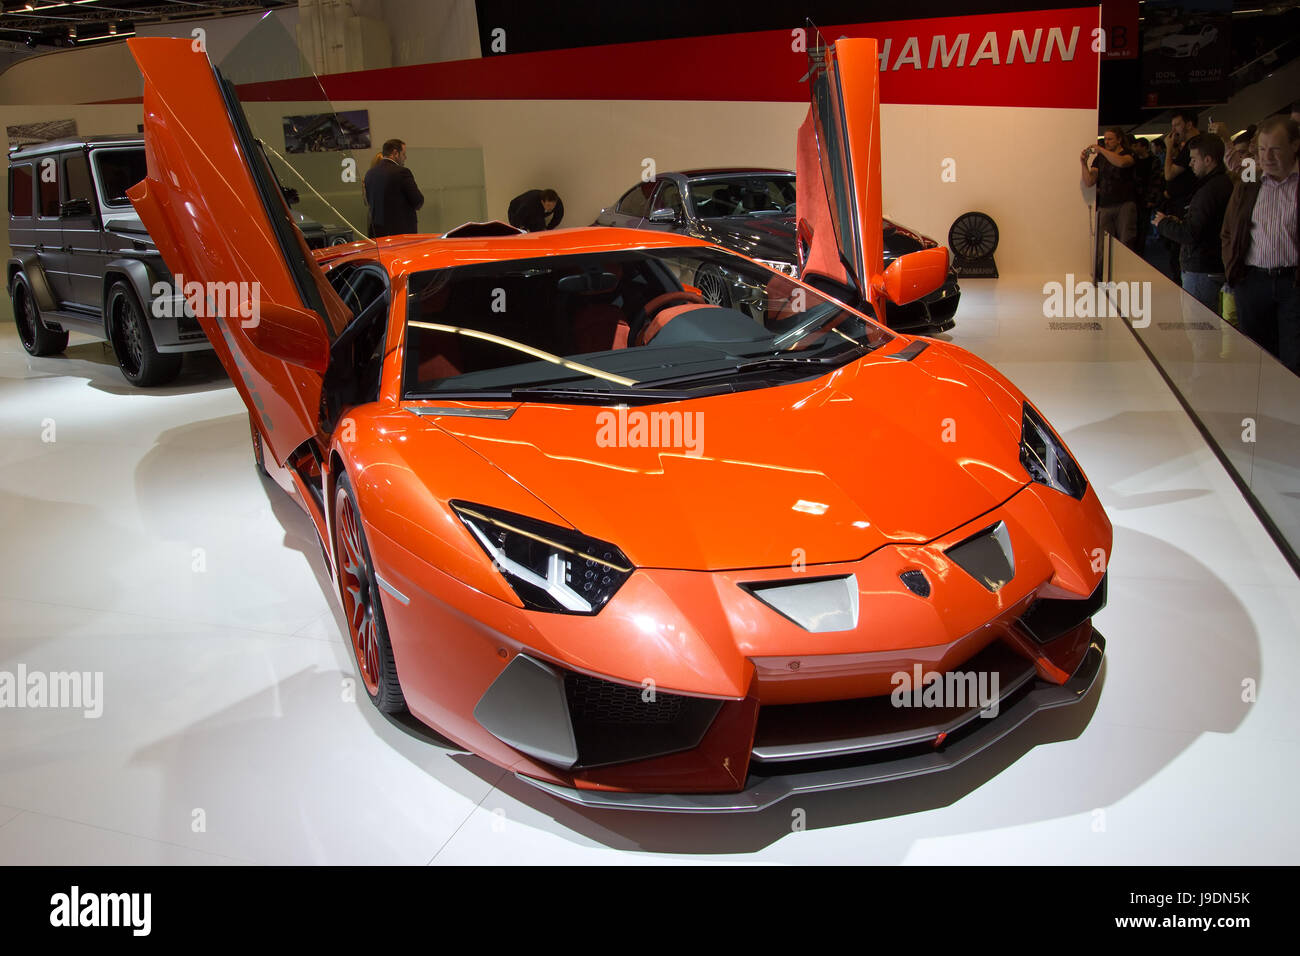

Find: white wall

[340,98,1096,276]
[0,96,1094,278]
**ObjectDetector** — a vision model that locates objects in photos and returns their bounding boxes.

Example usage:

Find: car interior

[402,252,816,395]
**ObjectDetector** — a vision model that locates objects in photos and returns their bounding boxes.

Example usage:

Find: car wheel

[694,265,732,308]
[107,280,182,387]
[11,276,69,357]
[334,470,407,714]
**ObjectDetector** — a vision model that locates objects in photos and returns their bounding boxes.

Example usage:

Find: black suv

[7,135,214,385]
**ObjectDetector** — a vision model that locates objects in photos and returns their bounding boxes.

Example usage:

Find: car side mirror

[873,247,949,306]
[60,198,93,218]
[244,300,331,374]
[647,207,678,224]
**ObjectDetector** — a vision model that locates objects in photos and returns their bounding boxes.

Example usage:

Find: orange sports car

[125,33,1109,811]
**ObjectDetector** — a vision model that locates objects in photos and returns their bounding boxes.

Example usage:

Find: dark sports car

[594,169,960,334]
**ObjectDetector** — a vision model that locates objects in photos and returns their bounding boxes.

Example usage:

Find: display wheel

[947,212,999,261]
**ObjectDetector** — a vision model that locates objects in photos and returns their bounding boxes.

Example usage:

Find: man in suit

[507,188,563,232]
[364,139,424,237]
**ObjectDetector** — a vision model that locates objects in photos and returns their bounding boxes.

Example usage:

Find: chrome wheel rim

[114,293,145,376]
[697,270,728,306]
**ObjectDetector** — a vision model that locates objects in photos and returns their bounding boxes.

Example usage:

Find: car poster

[1140,0,1232,107]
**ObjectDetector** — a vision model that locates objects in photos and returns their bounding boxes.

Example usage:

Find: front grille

[565,672,685,725]
[751,639,1037,769]
[562,672,722,768]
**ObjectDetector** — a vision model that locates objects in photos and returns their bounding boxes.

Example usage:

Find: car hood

[692,215,938,267]
[420,343,1028,571]
[696,215,797,262]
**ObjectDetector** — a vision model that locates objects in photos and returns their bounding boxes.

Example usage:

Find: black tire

[107,280,182,387]
[694,265,732,308]
[11,276,69,357]
[334,470,407,714]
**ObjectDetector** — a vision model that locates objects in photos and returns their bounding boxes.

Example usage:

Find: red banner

[103,8,1101,110]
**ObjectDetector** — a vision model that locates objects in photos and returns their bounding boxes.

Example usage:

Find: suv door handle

[34,243,43,252]
[61,245,72,253]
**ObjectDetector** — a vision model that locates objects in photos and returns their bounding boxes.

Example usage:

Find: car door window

[616,183,653,218]
[93,149,148,207]
[653,181,683,215]
[63,153,95,208]
[9,164,34,218]
[38,160,59,217]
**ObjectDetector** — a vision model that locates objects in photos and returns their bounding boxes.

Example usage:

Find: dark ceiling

[0,0,295,48]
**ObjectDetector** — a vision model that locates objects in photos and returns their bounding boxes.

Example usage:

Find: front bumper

[518,630,1104,812]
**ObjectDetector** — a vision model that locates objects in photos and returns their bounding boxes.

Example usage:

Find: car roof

[678,167,793,178]
[8,135,143,161]
[368,226,720,275]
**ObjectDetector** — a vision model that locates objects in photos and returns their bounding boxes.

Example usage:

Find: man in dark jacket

[1221,116,1300,370]
[507,189,563,232]
[364,139,424,237]
[1155,134,1234,314]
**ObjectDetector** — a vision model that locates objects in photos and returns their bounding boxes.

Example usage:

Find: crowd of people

[1085,102,1300,373]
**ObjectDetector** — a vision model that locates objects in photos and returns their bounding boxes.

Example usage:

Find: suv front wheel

[107,280,182,386]
[11,275,69,357]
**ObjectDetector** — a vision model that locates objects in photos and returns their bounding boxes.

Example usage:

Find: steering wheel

[634,290,710,346]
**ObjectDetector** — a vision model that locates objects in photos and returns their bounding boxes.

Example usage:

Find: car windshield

[688,176,796,219]
[403,246,892,401]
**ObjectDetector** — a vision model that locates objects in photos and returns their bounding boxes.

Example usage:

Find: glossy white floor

[1,276,1297,865]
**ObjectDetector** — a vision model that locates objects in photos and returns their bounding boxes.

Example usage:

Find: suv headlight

[1019,403,1087,499]
[451,502,633,614]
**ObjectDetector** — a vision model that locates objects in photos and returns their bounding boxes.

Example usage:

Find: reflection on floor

[0,277,1297,864]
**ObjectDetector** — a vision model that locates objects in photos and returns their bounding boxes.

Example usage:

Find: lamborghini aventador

[121,32,1110,811]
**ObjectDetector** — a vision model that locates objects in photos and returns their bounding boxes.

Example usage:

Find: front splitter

[516,630,1105,813]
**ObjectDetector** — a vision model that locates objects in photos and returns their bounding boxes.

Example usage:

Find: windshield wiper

[642,349,866,390]
[510,384,696,404]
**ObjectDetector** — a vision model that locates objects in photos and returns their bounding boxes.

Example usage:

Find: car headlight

[754,258,799,277]
[1019,403,1087,499]
[451,502,633,614]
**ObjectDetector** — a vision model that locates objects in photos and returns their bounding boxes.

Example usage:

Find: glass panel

[62,154,93,204]
[617,184,653,217]
[93,149,148,208]
[38,167,59,217]
[9,164,33,217]
[1109,238,1300,564]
